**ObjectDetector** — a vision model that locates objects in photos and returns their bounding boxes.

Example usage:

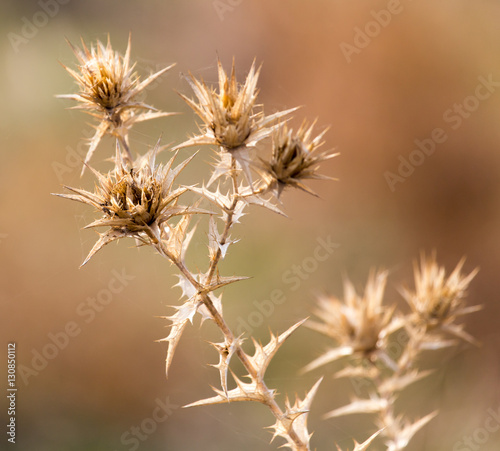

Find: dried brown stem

[153,157,309,450]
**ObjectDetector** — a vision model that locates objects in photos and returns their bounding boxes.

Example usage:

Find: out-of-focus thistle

[304,270,396,372]
[58,36,175,172]
[259,121,338,197]
[400,253,481,344]
[304,257,481,451]
[53,143,205,267]
[175,59,296,183]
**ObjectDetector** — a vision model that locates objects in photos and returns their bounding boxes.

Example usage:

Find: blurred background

[1,0,500,450]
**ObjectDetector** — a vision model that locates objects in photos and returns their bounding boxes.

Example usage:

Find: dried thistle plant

[55,36,349,451]
[53,142,206,266]
[304,255,480,450]
[400,253,481,344]
[174,58,298,183]
[258,120,337,197]
[58,35,175,171]
[55,36,479,451]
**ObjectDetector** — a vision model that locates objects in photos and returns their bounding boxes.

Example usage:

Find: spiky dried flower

[54,143,202,266]
[259,121,337,197]
[400,253,480,343]
[305,271,396,371]
[58,35,174,171]
[175,59,297,183]
[177,59,295,151]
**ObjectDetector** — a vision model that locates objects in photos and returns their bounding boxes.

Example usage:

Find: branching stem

[153,155,308,450]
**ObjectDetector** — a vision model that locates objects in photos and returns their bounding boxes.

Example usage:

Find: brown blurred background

[1,1,500,450]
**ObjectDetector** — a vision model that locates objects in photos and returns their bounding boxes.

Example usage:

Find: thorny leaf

[201,269,249,293]
[80,229,131,267]
[188,185,233,212]
[301,346,354,373]
[323,396,389,420]
[207,215,220,260]
[378,370,433,397]
[334,364,380,381]
[158,297,200,377]
[247,319,307,381]
[382,411,438,451]
[242,193,287,217]
[183,371,273,407]
[209,335,244,396]
[163,213,197,264]
[207,215,239,260]
[207,151,234,187]
[337,429,383,451]
[173,273,198,300]
[268,377,323,450]
[83,121,109,174]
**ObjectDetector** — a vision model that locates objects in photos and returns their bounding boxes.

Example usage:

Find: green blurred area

[1,1,500,450]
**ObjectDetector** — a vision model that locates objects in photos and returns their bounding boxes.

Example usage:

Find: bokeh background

[1,1,500,450]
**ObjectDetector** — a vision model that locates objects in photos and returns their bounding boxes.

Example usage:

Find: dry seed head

[400,253,480,333]
[260,120,337,197]
[176,58,296,153]
[308,270,395,357]
[54,142,197,265]
[58,35,174,169]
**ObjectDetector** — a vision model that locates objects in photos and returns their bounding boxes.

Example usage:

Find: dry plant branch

[54,35,479,451]
[304,254,480,450]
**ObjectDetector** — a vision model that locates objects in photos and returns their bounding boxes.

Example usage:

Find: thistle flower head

[400,254,480,340]
[259,120,337,197]
[54,142,197,266]
[177,58,295,152]
[308,270,395,358]
[58,35,174,170]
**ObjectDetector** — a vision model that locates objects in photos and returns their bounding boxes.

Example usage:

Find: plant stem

[153,155,309,449]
